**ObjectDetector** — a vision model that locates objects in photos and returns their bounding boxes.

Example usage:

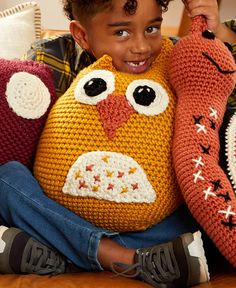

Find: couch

[0,258,235,288]
[0,2,235,287]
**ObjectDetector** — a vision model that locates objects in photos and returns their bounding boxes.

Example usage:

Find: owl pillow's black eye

[202,30,215,40]
[126,79,169,116]
[133,85,156,106]
[84,78,107,97]
[74,70,115,105]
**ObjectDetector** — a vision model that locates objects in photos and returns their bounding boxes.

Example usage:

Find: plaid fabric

[24,34,95,97]
[225,20,236,108]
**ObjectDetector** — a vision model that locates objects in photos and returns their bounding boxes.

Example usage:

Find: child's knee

[0,161,34,196]
[0,161,28,177]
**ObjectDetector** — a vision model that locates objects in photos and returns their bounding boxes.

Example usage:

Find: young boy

[0,0,235,287]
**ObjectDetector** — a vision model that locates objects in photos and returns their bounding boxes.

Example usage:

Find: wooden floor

[195,260,236,287]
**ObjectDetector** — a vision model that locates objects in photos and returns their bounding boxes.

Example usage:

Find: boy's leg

[111,231,210,287]
[107,206,209,287]
[0,225,66,275]
[0,161,116,271]
[114,205,201,249]
[0,216,6,226]
[0,161,209,287]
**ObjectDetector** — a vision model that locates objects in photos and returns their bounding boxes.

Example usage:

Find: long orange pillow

[170,16,236,267]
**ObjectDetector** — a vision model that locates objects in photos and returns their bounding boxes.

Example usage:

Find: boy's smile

[71,0,163,74]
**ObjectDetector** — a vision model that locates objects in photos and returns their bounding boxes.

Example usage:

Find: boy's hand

[182,0,220,33]
[183,0,236,44]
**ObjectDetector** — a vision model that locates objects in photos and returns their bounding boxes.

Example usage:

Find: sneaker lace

[23,241,66,275]
[111,244,180,286]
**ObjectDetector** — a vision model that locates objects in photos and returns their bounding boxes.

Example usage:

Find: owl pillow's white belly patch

[62,151,156,203]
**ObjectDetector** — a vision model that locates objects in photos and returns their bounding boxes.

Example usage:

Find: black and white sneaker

[111,231,210,288]
[0,226,66,275]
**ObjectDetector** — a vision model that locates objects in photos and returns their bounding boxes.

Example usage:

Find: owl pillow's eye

[126,79,169,116]
[74,70,115,105]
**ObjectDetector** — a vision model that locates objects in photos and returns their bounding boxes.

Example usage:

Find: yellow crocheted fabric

[34,37,183,232]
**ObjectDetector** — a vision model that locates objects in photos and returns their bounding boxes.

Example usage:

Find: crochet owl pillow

[34,37,184,232]
[169,16,236,267]
[0,59,57,169]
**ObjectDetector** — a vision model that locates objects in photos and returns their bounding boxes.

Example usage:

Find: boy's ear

[69,20,89,50]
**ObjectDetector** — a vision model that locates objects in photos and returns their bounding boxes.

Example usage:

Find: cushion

[34,38,184,232]
[0,1,41,59]
[0,272,152,288]
[170,16,236,267]
[0,58,57,169]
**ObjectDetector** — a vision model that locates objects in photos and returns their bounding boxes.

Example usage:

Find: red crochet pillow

[0,59,57,169]
[169,16,236,267]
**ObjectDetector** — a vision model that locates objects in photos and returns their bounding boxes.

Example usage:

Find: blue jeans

[0,161,200,271]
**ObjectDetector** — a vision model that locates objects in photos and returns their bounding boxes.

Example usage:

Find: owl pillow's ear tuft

[0,58,57,170]
[90,54,117,72]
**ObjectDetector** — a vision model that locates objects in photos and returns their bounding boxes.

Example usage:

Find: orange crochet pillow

[0,59,57,169]
[34,37,184,232]
[169,16,236,267]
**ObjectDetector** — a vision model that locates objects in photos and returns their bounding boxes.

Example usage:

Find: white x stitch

[196,123,207,134]
[192,156,204,168]
[218,205,236,219]
[193,170,205,183]
[209,107,218,119]
[203,186,216,200]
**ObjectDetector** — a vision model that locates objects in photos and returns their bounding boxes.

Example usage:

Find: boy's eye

[146,26,159,34]
[115,30,129,37]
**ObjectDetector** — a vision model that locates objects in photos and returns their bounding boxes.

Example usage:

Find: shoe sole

[180,231,210,286]
[0,227,22,273]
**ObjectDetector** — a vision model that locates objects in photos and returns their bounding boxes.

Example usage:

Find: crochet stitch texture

[0,59,57,169]
[225,113,236,192]
[34,37,183,232]
[170,16,236,267]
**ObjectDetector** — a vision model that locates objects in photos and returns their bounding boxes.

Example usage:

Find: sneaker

[111,231,210,288]
[0,226,67,275]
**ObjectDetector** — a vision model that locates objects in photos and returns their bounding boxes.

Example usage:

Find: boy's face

[72,0,163,74]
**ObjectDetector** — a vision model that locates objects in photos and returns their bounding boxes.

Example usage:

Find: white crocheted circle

[6,72,51,119]
[126,79,169,115]
[74,70,115,105]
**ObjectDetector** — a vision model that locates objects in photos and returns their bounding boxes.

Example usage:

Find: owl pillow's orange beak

[97,94,135,140]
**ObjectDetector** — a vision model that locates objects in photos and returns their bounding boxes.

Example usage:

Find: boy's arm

[224,20,236,60]
[215,21,236,44]
[183,0,236,44]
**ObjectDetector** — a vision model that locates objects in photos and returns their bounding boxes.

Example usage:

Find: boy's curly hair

[62,0,172,22]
